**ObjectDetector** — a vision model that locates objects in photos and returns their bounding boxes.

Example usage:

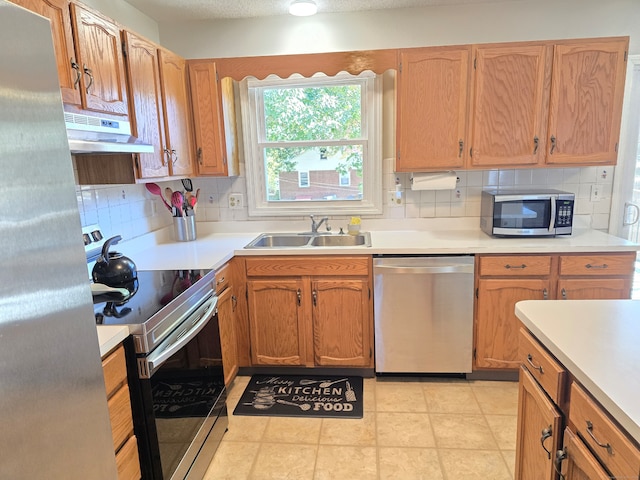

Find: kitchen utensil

[171,191,184,216]
[181,178,193,192]
[345,381,356,402]
[277,399,311,411]
[318,378,348,388]
[165,187,173,205]
[145,182,171,211]
[91,235,138,302]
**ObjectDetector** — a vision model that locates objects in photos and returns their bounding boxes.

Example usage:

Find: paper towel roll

[410,171,458,190]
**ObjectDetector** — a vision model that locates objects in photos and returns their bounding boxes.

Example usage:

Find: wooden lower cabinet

[475,252,634,371]
[515,366,563,480]
[102,344,141,480]
[559,428,611,480]
[246,256,373,368]
[216,261,240,385]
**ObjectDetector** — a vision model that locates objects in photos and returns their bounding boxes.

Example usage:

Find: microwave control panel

[556,200,574,226]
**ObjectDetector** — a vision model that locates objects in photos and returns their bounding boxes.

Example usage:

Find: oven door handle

[143,295,218,378]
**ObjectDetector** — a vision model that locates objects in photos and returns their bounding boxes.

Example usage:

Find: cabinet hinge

[121,42,127,58]
[615,143,619,153]
[368,287,371,300]
[470,147,473,158]
[473,57,477,69]
[369,347,372,358]
[133,154,140,176]
[624,50,628,62]
[216,70,219,82]
[473,348,476,360]
[245,286,248,301]
[475,287,478,298]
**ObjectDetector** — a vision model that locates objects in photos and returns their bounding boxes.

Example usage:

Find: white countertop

[96,325,129,358]
[515,299,640,444]
[120,219,639,271]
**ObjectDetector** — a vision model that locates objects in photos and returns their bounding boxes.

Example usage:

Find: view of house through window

[242,72,382,216]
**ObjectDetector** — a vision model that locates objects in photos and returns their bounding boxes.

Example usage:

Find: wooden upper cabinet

[70,2,128,115]
[188,61,239,176]
[158,48,194,176]
[546,38,628,166]
[122,31,168,179]
[9,0,81,106]
[396,46,471,171]
[469,44,550,168]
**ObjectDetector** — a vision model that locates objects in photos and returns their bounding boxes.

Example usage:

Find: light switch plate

[590,185,601,202]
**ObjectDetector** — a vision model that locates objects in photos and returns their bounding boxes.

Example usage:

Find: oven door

[132,294,228,480]
[492,195,556,236]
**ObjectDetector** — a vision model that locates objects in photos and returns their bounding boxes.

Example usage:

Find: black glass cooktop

[95,269,210,326]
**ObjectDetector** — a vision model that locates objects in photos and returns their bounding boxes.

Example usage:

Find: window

[241,72,382,216]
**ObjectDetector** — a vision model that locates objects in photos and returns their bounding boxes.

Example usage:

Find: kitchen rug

[233,374,363,419]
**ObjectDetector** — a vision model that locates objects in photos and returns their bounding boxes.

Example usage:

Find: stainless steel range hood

[65,112,154,154]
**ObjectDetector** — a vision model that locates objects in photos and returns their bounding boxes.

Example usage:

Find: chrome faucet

[309,215,331,234]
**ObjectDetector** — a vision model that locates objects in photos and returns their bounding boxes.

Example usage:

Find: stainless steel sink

[244,232,371,248]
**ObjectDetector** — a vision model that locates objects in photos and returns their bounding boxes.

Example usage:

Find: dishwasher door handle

[374,264,474,274]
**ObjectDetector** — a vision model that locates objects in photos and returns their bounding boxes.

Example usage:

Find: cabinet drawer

[559,253,635,276]
[519,328,566,404]
[215,262,231,294]
[108,385,134,452]
[569,382,640,479]
[246,256,370,277]
[116,435,141,480]
[103,345,127,399]
[478,255,552,276]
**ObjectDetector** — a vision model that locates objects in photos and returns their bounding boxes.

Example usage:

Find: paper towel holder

[410,171,459,191]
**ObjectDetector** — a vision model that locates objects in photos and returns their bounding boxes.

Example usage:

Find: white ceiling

[123,0,524,23]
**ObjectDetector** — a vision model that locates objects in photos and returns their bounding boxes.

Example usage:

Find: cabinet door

[247,279,306,365]
[475,278,551,369]
[546,39,627,165]
[470,44,550,167]
[217,287,238,386]
[70,3,128,115]
[515,366,563,480]
[159,48,194,177]
[189,61,229,176]
[9,0,81,106]
[122,31,168,178]
[396,46,471,171]
[557,278,631,300]
[312,278,372,367]
[559,428,611,480]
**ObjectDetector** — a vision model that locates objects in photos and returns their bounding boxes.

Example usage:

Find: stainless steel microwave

[480,189,575,237]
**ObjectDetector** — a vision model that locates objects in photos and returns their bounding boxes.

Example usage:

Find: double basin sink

[245,232,371,249]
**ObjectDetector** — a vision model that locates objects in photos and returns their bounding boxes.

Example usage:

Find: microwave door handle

[549,197,557,233]
[142,295,218,378]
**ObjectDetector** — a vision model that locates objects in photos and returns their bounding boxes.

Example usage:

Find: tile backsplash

[75,163,615,241]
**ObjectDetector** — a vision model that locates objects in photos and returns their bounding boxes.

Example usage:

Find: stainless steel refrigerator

[0,2,118,478]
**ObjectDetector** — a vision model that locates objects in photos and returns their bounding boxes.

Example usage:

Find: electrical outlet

[590,185,601,202]
[388,190,403,207]
[229,193,243,209]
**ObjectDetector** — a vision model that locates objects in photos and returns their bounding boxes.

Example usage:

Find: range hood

[65,112,154,154]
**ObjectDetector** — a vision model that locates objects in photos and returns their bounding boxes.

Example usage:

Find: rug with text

[233,374,363,419]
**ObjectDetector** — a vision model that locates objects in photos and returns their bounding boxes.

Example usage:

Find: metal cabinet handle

[231,295,237,312]
[71,58,81,89]
[312,290,317,306]
[458,140,464,158]
[533,136,539,154]
[216,276,225,286]
[550,135,556,154]
[543,288,548,300]
[540,426,553,459]
[561,288,567,300]
[83,64,93,93]
[171,149,178,165]
[504,264,526,269]
[296,288,301,306]
[163,148,171,165]
[527,354,544,374]
[585,263,608,269]
[586,421,613,454]
[197,147,203,165]
[554,449,567,480]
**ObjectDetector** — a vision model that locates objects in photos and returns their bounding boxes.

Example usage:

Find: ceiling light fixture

[289,0,318,16]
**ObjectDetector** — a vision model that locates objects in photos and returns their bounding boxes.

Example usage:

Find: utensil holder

[173,215,197,242]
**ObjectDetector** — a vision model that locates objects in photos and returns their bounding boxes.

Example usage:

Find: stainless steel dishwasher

[373,255,475,374]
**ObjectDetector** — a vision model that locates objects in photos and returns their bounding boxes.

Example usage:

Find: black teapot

[91,235,138,303]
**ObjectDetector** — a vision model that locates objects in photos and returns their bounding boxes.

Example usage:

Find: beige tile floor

[204,376,518,480]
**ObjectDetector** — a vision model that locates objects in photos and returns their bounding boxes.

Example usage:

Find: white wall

[159,0,640,59]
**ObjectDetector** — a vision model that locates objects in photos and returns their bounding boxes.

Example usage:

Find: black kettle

[91,236,138,302]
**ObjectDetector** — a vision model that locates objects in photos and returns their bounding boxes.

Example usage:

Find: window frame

[241,72,383,217]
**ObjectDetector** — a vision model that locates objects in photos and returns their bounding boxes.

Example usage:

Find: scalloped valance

[197,49,398,81]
